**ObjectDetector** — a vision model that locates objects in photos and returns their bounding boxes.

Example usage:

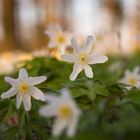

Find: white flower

[120,66,140,89]
[1,68,47,111]
[61,36,108,81]
[45,24,71,54]
[39,90,81,137]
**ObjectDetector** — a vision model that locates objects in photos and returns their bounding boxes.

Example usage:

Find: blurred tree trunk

[2,0,18,50]
[102,0,124,31]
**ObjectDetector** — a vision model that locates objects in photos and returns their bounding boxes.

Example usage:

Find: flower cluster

[1,33,140,138]
[0,35,109,137]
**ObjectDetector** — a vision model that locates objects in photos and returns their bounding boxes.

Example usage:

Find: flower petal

[1,87,17,99]
[88,54,108,64]
[39,105,57,117]
[45,94,60,103]
[134,66,140,74]
[52,119,67,136]
[30,87,45,101]
[48,41,56,48]
[27,76,47,86]
[70,63,83,81]
[71,38,80,53]
[61,90,74,102]
[67,116,79,137]
[5,77,18,86]
[19,68,28,79]
[136,81,140,88]
[125,70,131,76]
[82,36,94,53]
[61,55,75,62]
[84,65,93,78]
[23,94,31,111]
[16,93,23,109]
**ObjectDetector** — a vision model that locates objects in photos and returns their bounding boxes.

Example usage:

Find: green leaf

[3,127,19,140]
[91,83,109,97]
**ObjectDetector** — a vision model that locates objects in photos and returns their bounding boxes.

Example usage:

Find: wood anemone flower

[1,68,47,111]
[39,90,81,137]
[61,35,108,81]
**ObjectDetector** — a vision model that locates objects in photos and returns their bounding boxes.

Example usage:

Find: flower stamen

[56,34,66,44]
[58,105,72,120]
[78,53,88,64]
[128,77,137,85]
[19,83,30,94]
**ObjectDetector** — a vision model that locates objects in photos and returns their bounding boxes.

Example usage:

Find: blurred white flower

[39,90,81,137]
[1,68,47,111]
[45,24,71,54]
[61,36,108,81]
[120,66,140,89]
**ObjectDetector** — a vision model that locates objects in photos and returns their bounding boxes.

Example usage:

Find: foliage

[0,53,140,140]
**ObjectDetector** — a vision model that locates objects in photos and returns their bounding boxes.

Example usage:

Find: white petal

[23,94,31,111]
[134,66,140,74]
[27,76,47,86]
[45,94,60,103]
[1,87,17,99]
[19,68,28,79]
[71,38,80,53]
[136,81,140,88]
[5,77,18,86]
[82,36,94,53]
[70,63,83,81]
[67,117,79,137]
[125,70,131,77]
[48,41,56,48]
[61,55,75,62]
[55,24,62,32]
[39,105,57,117]
[16,93,23,109]
[52,119,67,136]
[30,87,45,101]
[88,54,108,64]
[61,90,74,103]
[84,65,93,78]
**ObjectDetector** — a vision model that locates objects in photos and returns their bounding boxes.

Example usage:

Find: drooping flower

[61,35,108,81]
[1,68,47,111]
[39,90,81,137]
[120,66,140,89]
[45,24,71,55]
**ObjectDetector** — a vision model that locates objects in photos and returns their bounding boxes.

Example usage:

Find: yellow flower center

[128,77,137,85]
[56,34,66,44]
[58,105,72,119]
[78,53,88,64]
[19,83,30,94]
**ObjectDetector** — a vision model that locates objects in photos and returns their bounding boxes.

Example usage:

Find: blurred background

[0,0,140,55]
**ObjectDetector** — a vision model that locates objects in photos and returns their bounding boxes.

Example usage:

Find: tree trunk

[2,0,18,51]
